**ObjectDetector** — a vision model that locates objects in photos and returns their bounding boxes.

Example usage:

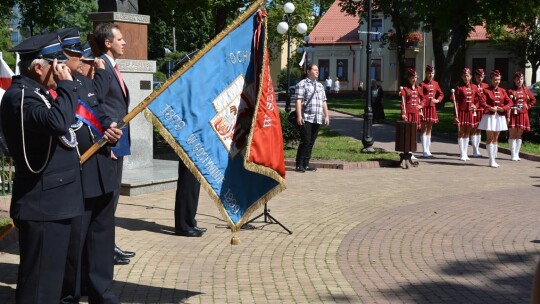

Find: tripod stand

[245,203,292,234]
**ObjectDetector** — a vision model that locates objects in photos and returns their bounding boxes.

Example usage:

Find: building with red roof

[275,0,527,93]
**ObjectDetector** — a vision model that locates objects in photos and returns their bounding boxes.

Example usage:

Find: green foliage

[279,110,300,147]
[15,0,96,36]
[266,0,316,60]
[277,66,304,89]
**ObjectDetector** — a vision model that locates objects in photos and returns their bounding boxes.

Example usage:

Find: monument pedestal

[90,12,178,195]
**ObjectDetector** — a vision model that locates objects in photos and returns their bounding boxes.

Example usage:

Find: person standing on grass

[506,71,536,161]
[477,70,512,168]
[419,65,444,158]
[325,75,332,95]
[294,64,329,173]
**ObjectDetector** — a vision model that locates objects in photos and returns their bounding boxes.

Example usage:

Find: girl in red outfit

[506,71,536,161]
[471,68,489,157]
[478,70,512,167]
[451,68,482,161]
[419,65,444,157]
[400,67,424,129]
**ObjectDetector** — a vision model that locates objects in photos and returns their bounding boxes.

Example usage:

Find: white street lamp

[278,2,309,112]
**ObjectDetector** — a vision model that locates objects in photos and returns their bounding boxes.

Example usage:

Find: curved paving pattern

[340,188,540,303]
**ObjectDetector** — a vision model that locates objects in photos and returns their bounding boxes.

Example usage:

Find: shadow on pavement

[378,251,536,303]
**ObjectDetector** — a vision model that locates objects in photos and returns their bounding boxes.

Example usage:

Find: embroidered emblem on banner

[210,75,255,158]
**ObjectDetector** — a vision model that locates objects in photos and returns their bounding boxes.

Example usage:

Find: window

[472,58,486,73]
[318,59,330,81]
[336,59,348,81]
[371,19,383,41]
[370,58,382,81]
[494,58,509,81]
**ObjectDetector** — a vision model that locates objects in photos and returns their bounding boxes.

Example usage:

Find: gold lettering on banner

[186,134,225,185]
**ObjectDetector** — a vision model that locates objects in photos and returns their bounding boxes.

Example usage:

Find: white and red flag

[0,52,14,90]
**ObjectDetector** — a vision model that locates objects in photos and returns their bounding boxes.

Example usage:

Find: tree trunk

[531,61,539,84]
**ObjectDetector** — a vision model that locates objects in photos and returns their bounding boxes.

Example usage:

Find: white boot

[422,135,429,157]
[515,139,522,161]
[464,138,470,160]
[509,139,517,161]
[472,135,482,157]
[410,152,418,161]
[490,144,500,168]
[459,138,467,161]
[426,135,433,157]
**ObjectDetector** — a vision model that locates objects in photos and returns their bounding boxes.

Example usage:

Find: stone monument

[90,1,177,195]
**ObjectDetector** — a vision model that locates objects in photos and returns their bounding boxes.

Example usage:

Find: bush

[279,110,300,148]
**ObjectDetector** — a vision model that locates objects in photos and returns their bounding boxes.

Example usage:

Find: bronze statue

[98,0,138,13]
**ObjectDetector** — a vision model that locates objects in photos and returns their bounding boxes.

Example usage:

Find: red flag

[0,56,14,90]
[245,47,286,179]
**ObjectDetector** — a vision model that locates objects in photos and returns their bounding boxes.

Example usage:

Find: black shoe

[295,166,305,173]
[175,228,203,237]
[194,226,207,233]
[304,165,317,171]
[115,245,135,258]
[114,255,130,265]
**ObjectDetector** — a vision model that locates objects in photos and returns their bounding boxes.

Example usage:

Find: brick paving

[1,110,540,303]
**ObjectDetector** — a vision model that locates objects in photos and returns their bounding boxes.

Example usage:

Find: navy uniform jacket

[0,75,84,221]
[73,71,117,198]
[99,55,130,157]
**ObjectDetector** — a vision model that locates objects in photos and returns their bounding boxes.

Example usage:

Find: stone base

[120,159,178,196]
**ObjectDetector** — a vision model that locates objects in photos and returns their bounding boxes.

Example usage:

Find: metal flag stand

[244,203,292,234]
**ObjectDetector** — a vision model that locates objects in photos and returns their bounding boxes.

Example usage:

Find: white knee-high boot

[459,138,469,161]
[472,135,482,157]
[509,139,517,161]
[463,137,470,161]
[422,135,429,157]
[489,144,500,167]
[426,135,433,156]
[515,139,522,161]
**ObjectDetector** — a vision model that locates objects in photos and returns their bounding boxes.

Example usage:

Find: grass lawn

[326,95,540,156]
[284,126,399,162]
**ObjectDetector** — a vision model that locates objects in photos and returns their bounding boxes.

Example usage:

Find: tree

[266,0,316,61]
[487,15,540,84]
[338,0,421,85]
[14,0,96,36]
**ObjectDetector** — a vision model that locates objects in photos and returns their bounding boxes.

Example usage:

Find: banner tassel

[231,233,241,245]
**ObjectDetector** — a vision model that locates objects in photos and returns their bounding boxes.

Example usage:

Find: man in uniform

[0,33,83,303]
[56,28,123,304]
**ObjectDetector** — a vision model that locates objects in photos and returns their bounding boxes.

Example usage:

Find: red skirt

[508,112,531,130]
[456,110,477,128]
[406,113,421,129]
[474,109,483,127]
[421,106,439,123]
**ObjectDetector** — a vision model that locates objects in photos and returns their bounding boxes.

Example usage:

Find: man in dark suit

[0,33,84,303]
[57,28,123,304]
[93,22,136,264]
[174,161,206,237]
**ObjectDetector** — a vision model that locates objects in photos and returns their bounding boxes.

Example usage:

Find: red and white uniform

[451,83,482,128]
[481,86,512,115]
[400,85,424,129]
[473,81,489,125]
[507,85,536,130]
[419,79,443,123]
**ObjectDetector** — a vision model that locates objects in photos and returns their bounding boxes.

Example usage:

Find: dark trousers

[112,157,123,211]
[62,192,118,304]
[15,218,72,304]
[174,161,201,232]
[295,121,321,167]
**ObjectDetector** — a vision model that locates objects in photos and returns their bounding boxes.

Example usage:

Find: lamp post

[297,35,313,74]
[277,2,307,113]
[354,0,374,152]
